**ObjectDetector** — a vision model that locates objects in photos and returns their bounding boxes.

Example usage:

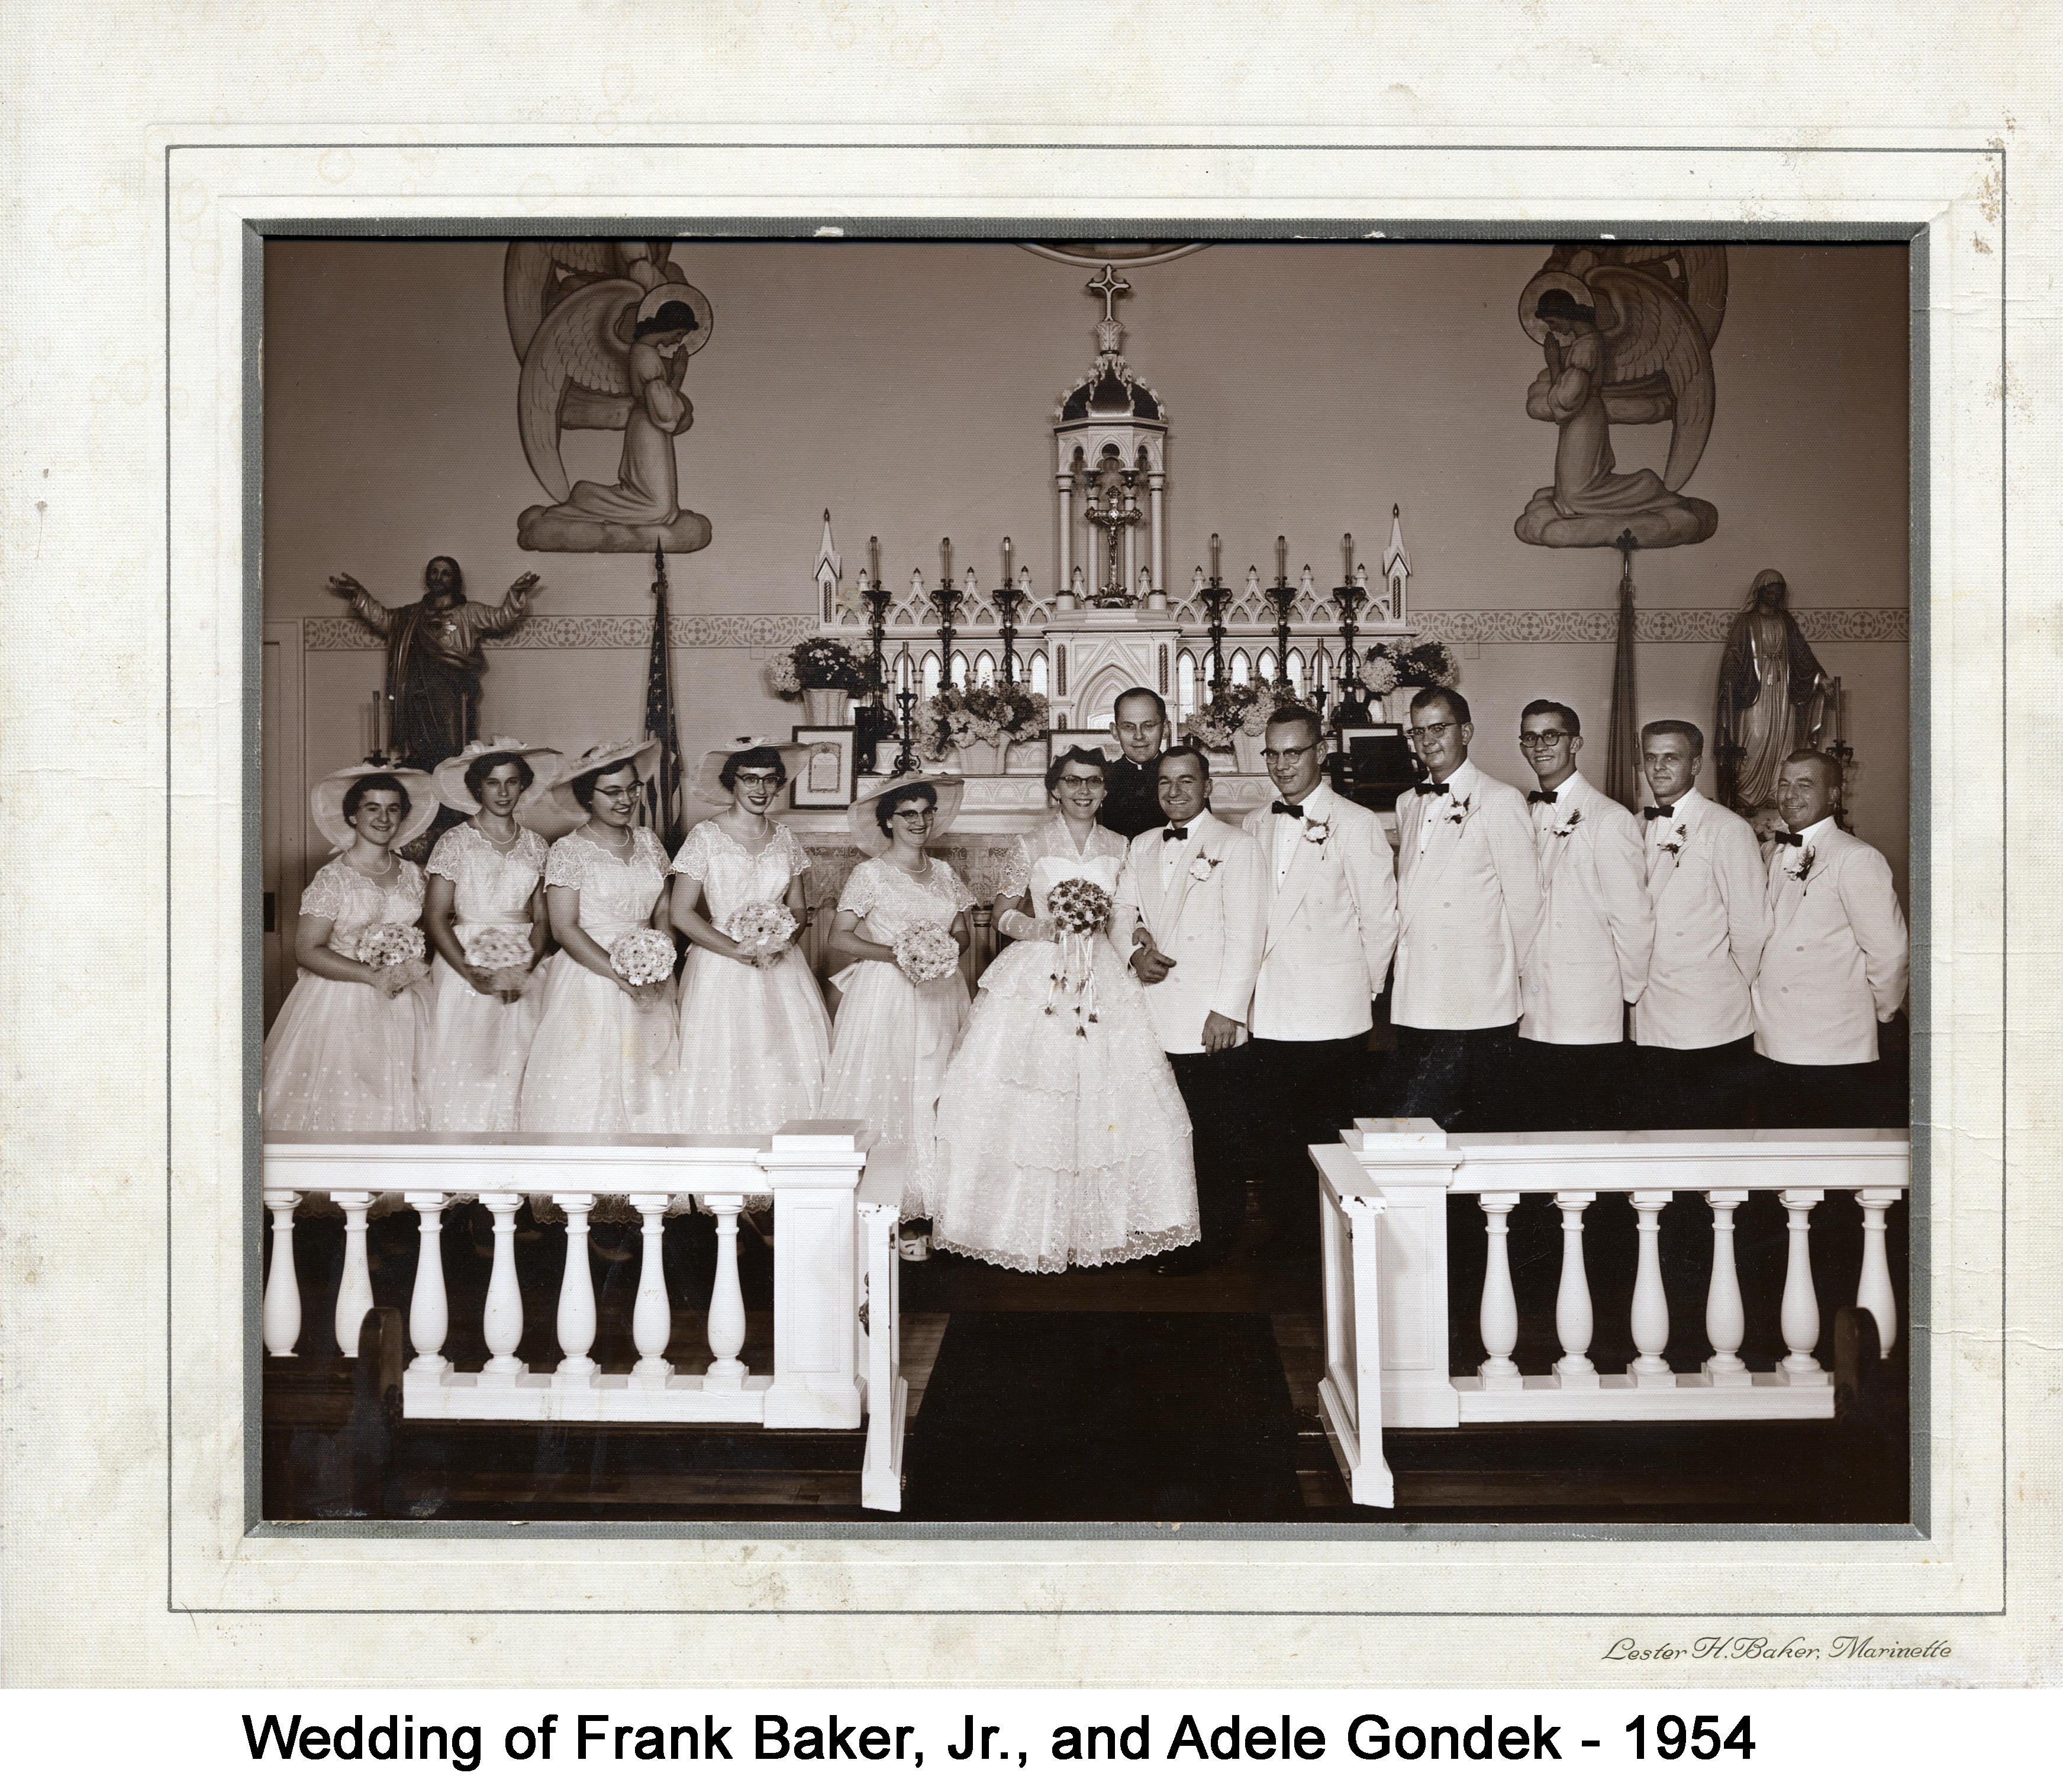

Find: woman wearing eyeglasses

[515,740,678,1133]
[908,746,1198,1274]
[666,739,830,1138]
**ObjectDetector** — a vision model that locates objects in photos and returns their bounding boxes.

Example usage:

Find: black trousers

[1636,1034,1761,1129]
[1752,1055,1900,1129]
[1505,1036,1637,1130]
[1167,1044,1255,1259]
[1386,1023,1519,1132]
[1248,1032,1372,1245]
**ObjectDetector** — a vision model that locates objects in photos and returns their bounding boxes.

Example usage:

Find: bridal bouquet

[356,921,428,996]
[610,927,677,987]
[892,921,962,985]
[1046,878,1113,936]
[726,898,799,968]
[464,924,534,995]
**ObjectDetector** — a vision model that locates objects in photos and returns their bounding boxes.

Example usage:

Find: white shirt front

[1777,813,1838,879]
[1157,820,1196,894]
[1529,776,1574,842]
[1270,781,1333,889]
[1414,756,1482,855]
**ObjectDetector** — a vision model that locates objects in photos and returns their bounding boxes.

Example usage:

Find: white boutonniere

[1445,793,1472,827]
[1788,845,1815,883]
[1301,817,1331,849]
[1188,854,1223,885]
[1549,807,1584,839]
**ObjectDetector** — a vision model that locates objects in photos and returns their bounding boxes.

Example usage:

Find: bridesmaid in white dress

[262,763,439,1133]
[910,747,1199,1273]
[420,739,563,1131]
[517,740,678,1132]
[668,739,830,1137]
[821,777,974,1153]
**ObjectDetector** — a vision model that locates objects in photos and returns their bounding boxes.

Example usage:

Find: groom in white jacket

[1113,744,1268,1274]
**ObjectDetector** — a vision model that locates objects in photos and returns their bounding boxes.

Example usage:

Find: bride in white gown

[910,747,1198,1273]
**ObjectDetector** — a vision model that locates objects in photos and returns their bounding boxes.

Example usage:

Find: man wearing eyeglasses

[1390,686,1543,1129]
[1512,700,1653,1127]
[1630,719,1769,1126]
[1240,705,1398,1259]
[1099,687,1171,840]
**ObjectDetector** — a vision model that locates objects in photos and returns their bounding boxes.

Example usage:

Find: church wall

[266,238,1910,896]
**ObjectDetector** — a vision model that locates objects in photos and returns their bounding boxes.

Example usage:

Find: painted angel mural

[507,241,716,553]
[1514,245,1726,549]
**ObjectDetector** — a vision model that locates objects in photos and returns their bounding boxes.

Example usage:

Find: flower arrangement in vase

[1190,679,1298,771]
[1352,637,1460,726]
[769,636,882,724]
[913,681,1049,773]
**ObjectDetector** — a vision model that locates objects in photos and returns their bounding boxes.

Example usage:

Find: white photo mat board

[41,125,2014,1683]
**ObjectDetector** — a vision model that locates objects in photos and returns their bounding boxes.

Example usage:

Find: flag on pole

[640,543,687,855]
[1603,531,1640,809]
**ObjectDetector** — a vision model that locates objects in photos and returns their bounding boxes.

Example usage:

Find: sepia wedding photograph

[254,230,1915,1535]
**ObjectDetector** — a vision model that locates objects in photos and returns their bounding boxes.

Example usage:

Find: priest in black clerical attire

[1100,687,1171,839]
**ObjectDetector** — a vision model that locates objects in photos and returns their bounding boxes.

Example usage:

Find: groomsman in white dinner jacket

[1240,705,1398,1256]
[1630,718,1769,1126]
[1390,686,1544,1130]
[1513,699,1654,1127]
[1751,749,1909,1127]
[1114,744,1268,1273]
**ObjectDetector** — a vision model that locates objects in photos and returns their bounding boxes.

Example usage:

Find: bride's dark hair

[1043,744,1108,798]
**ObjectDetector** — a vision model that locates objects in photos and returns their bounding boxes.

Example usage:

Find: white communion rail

[1313,1123,1909,1509]
[259,1121,907,1512]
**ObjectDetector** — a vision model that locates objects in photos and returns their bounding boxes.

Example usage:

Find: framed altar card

[791,727,858,808]
[1046,728,1121,764]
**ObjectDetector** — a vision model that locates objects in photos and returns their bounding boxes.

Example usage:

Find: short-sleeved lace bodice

[299,857,428,957]
[427,821,547,926]
[544,827,669,938]
[999,817,1128,921]
[837,854,974,941]
[672,820,810,933]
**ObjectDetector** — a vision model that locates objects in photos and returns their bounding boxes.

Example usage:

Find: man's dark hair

[1641,718,1705,756]
[1781,747,1844,790]
[1265,704,1322,740]
[1158,742,1211,783]
[1411,685,1471,727]
[1521,698,1580,737]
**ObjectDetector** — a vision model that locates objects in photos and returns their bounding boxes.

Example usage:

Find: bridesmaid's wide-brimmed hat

[687,734,814,814]
[846,775,965,858]
[432,737,566,820]
[534,738,665,835]
[310,762,439,852]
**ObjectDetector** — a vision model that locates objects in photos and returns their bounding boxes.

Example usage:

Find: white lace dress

[821,854,975,1153]
[909,817,1199,1273]
[516,828,676,1133]
[262,857,431,1133]
[668,820,830,1140]
[422,821,550,1132]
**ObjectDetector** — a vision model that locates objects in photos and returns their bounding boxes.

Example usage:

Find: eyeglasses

[732,772,782,789]
[1404,723,1455,744]
[1262,746,1316,764]
[891,807,935,822]
[1518,730,1568,749]
[1056,775,1105,790]
[592,779,643,797]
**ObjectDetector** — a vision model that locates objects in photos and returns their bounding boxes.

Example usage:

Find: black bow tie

[1527,788,1556,805]
[1162,826,1189,841]
[1643,804,1675,819]
[1772,830,1806,848]
[1413,781,1449,797]
[1270,801,1304,819]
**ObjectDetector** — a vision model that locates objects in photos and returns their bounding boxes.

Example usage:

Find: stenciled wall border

[304,607,1911,651]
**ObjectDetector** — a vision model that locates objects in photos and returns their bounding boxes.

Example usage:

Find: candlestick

[1276,535,1288,581]
[1343,533,1354,581]
[1001,536,1013,585]
[940,537,952,583]
[370,688,381,760]
[868,535,879,584]
[1210,532,1221,581]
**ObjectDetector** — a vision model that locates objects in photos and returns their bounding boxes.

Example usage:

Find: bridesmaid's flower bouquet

[892,922,961,985]
[356,921,428,997]
[1046,878,1113,936]
[465,925,533,994]
[726,898,799,968]
[611,927,677,987]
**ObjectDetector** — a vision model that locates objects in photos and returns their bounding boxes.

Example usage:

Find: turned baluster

[1551,1191,1598,1386]
[1477,1192,1522,1382]
[1854,1188,1903,1358]
[630,1193,674,1384]
[702,1192,749,1391]
[402,1191,450,1372]
[479,1191,527,1377]
[1775,1188,1829,1384]
[332,1190,376,1358]
[553,1192,599,1382]
[1627,1190,1675,1385]
[1701,1188,1752,1384]
[262,1191,302,1357]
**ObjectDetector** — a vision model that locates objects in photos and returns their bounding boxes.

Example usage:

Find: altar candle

[1001,536,1013,585]
[940,537,952,584]
[868,535,879,584]
[1210,532,1221,580]
[1343,533,1355,581]
[1276,535,1288,581]
[370,689,381,759]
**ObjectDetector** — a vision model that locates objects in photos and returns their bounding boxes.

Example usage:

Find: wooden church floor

[262,1203,1909,1529]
